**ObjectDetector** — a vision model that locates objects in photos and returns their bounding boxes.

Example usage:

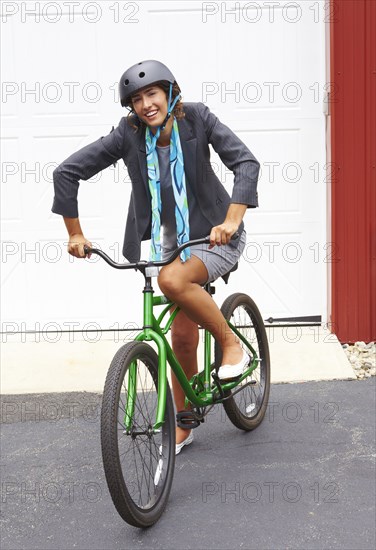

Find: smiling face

[131,85,169,128]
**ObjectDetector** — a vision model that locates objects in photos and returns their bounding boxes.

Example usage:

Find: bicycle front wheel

[101,341,176,527]
[215,293,271,431]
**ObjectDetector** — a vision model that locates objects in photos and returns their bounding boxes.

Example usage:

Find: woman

[52,60,260,454]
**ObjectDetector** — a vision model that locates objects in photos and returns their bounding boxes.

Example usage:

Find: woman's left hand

[209,221,239,249]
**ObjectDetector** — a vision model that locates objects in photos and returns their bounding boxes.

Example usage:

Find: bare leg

[170,310,199,444]
[158,255,243,373]
[159,255,244,445]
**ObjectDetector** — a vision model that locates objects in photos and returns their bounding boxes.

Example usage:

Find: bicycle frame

[130,275,260,430]
[83,238,260,432]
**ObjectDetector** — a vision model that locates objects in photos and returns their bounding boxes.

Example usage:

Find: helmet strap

[160,82,180,131]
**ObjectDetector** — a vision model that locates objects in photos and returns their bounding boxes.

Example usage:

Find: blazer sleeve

[197,102,260,207]
[51,117,126,218]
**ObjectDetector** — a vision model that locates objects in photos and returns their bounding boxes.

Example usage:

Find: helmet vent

[119,61,176,107]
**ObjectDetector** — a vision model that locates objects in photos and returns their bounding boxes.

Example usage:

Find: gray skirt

[162,230,247,283]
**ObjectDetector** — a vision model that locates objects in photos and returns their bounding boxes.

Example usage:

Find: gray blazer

[52,102,260,262]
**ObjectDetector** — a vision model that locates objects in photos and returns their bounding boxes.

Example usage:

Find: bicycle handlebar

[83,232,240,271]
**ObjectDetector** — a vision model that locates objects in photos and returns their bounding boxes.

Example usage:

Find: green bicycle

[84,237,270,528]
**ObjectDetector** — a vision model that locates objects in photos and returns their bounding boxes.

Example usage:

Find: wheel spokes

[230,305,266,418]
[116,357,168,510]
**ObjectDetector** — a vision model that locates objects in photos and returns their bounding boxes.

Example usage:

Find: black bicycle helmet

[119,60,176,108]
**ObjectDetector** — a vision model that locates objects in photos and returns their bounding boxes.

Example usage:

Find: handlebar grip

[204,231,239,244]
[83,245,91,255]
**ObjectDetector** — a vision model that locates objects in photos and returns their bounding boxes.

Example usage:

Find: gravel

[342,341,376,379]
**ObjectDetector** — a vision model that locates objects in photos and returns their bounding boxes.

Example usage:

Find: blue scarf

[145,117,190,262]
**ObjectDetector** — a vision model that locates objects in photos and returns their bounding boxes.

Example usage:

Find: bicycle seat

[221,262,238,284]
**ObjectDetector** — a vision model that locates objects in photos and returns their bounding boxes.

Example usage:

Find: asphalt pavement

[1,378,375,550]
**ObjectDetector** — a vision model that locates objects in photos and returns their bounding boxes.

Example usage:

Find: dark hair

[126,81,185,131]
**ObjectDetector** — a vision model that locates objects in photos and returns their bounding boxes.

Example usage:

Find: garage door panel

[241,229,323,319]
[1,137,22,221]
[0,234,141,328]
[1,1,327,329]
[204,2,325,119]
[213,9,300,100]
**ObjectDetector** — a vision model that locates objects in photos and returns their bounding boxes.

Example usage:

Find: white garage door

[1,1,327,336]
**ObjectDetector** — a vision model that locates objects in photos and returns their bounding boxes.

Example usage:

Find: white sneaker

[217,349,250,380]
[154,457,164,486]
[175,431,194,455]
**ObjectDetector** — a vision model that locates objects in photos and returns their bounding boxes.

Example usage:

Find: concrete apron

[1,325,356,394]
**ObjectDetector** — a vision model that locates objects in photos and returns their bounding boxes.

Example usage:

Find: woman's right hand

[67,233,92,258]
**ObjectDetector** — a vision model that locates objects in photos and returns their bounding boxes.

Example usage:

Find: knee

[158,267,185,300]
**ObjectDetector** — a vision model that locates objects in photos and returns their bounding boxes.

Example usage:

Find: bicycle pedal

[176,410,201,430]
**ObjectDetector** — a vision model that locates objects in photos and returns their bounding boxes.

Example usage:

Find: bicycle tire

[215,293,271,431]
[101,341,176,527]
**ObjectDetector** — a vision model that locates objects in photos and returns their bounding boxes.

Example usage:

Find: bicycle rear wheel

[215,293,271,431]
[101,341,175,527]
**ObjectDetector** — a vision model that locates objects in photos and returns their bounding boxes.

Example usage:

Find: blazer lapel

[137,127,150,198]
[177,117,198,196]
